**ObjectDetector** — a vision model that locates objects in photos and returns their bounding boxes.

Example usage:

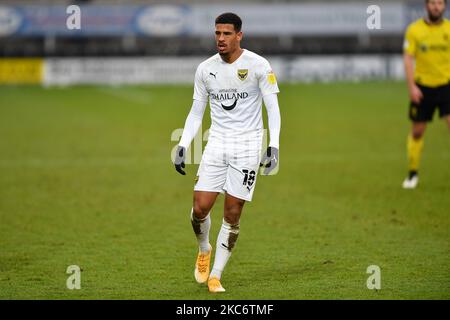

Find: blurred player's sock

[403,135,423,189]
[210,219,240,280]
[191,209,211,253]
[407,134,424,173]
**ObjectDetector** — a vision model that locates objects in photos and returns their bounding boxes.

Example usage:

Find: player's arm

[174,64,208,175]
[174,99,207,175]
[260,93,281,175]
[403,26,423,104]
[404,53,423,104]
[258,60,281,175]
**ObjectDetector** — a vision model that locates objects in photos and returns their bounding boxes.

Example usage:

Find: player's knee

[224,214,239,226]
[224,205,243,225]
[412,130,424,140]
[411,125,425,140]
[193,202,211,219]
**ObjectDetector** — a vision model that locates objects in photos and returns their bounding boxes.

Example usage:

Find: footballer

[173,13,281,293]
[402,0,450,188]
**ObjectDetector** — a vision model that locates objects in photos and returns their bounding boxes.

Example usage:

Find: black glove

[174,146,186,175]
[260,147,279,175]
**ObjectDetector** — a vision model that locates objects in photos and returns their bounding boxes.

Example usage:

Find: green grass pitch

[0,82,449,299]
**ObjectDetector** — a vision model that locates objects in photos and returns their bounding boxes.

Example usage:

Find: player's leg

[439,83,450,132]
[439,81,450,132]
[403,121,426,189]
[208,161,259,292]
[192,191,218,254]
[191,191,218,284]
[409,121,427,172]
[208,193,245,293]
[404,84,435,189]
[191,144,228,284]
[207,139,260,292]
[192,191,218,250]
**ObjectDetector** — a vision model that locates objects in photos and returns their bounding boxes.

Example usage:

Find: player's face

[426,0,446,22]
[215,24,242,56]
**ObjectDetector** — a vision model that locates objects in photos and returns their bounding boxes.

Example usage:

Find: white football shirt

[193,49,279,138]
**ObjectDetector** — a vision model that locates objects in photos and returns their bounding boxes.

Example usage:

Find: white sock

[190,208,211,253]
[210,219,240,280]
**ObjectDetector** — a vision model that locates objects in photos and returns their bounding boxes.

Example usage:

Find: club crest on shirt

[237,69,248,81]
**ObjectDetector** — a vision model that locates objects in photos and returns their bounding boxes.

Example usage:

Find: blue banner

[1,3,448,38]
[0,4,191,37]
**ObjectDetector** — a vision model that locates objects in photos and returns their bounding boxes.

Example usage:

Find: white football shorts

[194,130,263,201]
